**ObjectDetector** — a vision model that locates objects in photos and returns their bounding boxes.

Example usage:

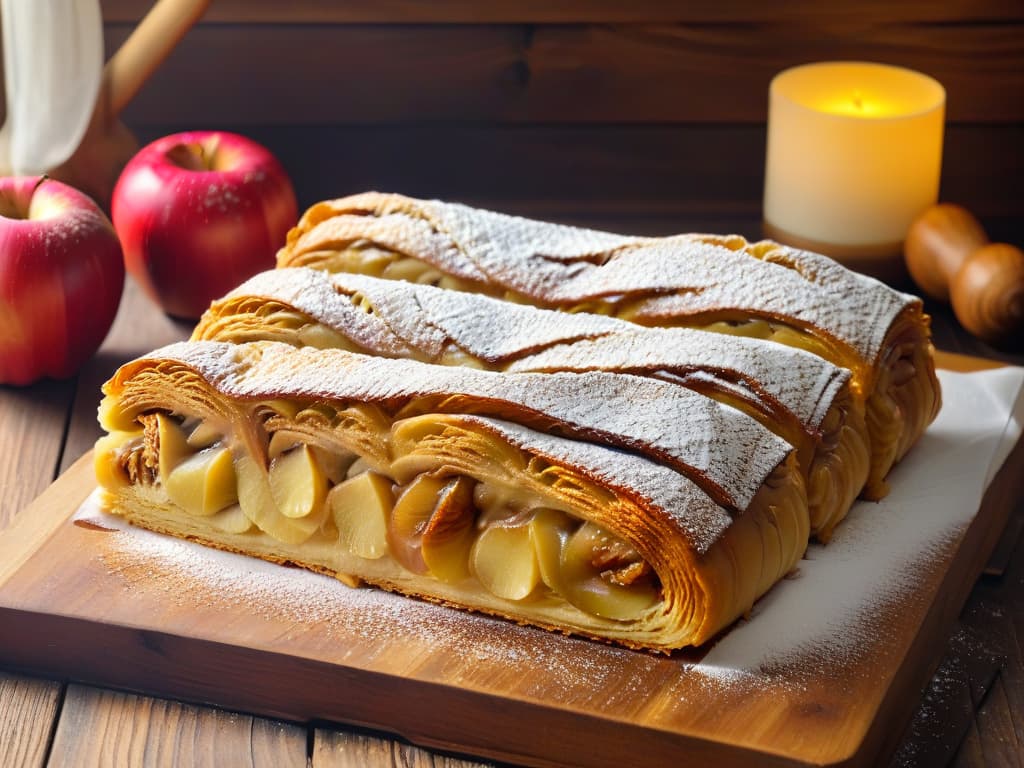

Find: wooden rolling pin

[10,0,211,209]
[905,204,1024,348]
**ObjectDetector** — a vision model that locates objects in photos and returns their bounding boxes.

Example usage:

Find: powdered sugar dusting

[697,367,1024,682]
[78,367,1024,720]
[279,192,917,363]
[128,339,791,516]
[211,269,849,431]
[79,493,663,706]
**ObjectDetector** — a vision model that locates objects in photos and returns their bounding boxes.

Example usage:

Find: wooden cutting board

[0,352,1020,768]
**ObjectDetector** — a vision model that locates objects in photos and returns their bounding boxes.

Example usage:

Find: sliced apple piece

[388,473,448,574]
[209,503,254,534]
[94,431,141,488]
[388,473,478,580]
[421,476,476,583]
[186,421,221,450]
[471,521,540,601]
[236,453,323,545]
[346,455,373,480]
[559,522,659,621]
[155,412,192,482]
[381,257,442,284]
[165,445,238,516]
[529,508,573,595]
[329,471,394,559]
[297,323,358,351]
[312,446,354,485]
[267,431,300,459]
[268,444,328,519]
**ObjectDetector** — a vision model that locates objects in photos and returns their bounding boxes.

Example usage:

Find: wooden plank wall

[103,1,1024,240]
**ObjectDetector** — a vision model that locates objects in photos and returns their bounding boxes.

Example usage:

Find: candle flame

[852,90,864,112]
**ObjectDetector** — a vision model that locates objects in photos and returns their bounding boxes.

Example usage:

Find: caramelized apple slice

[559,522,659,621]
[388,473,445,574]
[471,521,540,601]
[420,477,475,583]
[388,474,476,579]
[329,471,394,559]
[209,503,254,534]
[267,431,300,459]
[236,454,324,544]
[155,413,191,481]
[267,431,353,484]
[186,421,221,450]
[94,431,141,488]
[268,445,328,519]
[529,508,573,594]
[165,445,238,516]
[312,446,354,485]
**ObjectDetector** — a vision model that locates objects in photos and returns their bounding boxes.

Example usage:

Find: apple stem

[166,143,210,172]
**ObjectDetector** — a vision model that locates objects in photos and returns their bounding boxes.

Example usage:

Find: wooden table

[1,277,1022,768]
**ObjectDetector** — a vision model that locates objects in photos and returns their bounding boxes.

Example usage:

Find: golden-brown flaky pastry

[95,340,808,651]
[195,268,869,540]
[276,192,941,498]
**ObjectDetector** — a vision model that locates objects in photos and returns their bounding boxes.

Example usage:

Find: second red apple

[112,130,298,319]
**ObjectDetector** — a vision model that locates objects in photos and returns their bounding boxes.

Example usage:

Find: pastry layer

[275,192,940,498]
[95,342,809,650]
[196,268,870,539]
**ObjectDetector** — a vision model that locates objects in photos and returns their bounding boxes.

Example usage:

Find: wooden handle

[103,0,212,117]
[904,204,989,302]
[904,203,1024,348]
[951,243,1024,347]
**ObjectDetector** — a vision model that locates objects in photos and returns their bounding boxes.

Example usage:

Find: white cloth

[1,0,103,174]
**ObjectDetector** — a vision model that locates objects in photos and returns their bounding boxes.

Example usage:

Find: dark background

[99,0,1023,244]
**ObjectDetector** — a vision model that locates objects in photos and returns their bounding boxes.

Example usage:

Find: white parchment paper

[79,366,1024,681]
[701,366,1024,676]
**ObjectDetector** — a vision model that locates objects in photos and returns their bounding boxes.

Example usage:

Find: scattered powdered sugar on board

[699,367,1024,683]
[80,367,1024,700]
[78,494,656,706]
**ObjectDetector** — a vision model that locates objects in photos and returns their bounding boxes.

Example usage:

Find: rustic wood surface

[59,1,1024,242]
[103,23,1024,125]
[0,4,1021,764]
[0,275,1022,768]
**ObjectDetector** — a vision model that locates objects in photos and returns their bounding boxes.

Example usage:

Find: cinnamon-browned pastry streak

[195,268,869,539]
[94,340,808,651]
[276,192,940,498]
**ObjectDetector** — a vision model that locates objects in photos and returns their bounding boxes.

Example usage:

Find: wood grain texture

[1,356,1021,768]
[970,678,1023,765]
[123,123,1022,244]
[47,685,307,768]
[952,533,1024,767]
[0,378,74,531]
[888,626,1004,767]
[99,0,1024,25]
[105,24,1024,125]
[0,674,62,768]
[313,729,490,768]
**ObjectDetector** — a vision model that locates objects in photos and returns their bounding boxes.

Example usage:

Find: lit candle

[763,61,945,280]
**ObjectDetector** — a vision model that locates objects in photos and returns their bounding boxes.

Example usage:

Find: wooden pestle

[16,0,211,210]
[905,204,1024,347]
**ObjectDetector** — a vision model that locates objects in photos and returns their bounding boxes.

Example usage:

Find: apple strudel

[194,267,869,540]
[275,192,940,498]
[95,340,808,650]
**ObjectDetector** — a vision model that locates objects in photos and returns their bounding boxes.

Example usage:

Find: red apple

[0,177,124,386]
[112,130,298,319]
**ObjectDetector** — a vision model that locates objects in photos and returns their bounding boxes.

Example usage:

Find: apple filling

[100,410,664,622]
[291,241,936,501]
